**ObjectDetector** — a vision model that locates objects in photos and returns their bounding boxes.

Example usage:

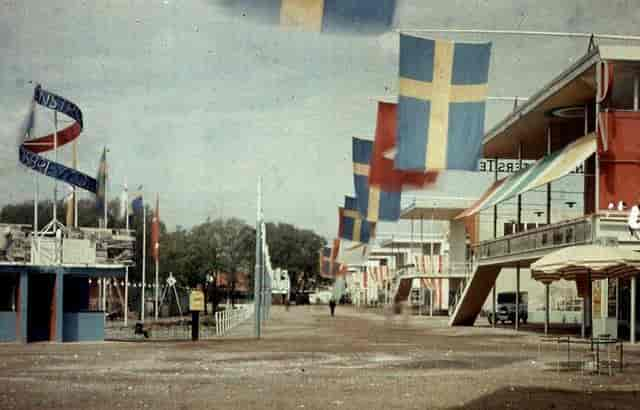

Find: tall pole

[546,127,552,225]
[104,148,108,229]
[516,142,523,331]
[32,109,39,254]
[124,184,129,326]
[53,111,58,222]
[631,276,637,344]
[141,204,146,322]
[492,158,498,328]
[73,137,78,228]
[254,178,262,338]
[154,193,159,321]
[155,258,159,321]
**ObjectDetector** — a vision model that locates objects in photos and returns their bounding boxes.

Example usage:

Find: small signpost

[189,289,204,341]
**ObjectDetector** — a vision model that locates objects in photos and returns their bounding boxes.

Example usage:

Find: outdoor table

[538,336,623,375]
[569,337,623,375]
[538,336,571,373]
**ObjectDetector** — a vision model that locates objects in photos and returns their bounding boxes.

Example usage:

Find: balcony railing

[475,215,594,261]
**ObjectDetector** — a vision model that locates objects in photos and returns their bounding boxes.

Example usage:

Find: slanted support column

[18,272,28,343]
[632,276,637,344]
[544,283,550,335]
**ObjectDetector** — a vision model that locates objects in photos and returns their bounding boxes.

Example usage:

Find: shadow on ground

[449,386,640,410]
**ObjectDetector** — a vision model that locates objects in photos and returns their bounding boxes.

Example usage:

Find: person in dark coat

[329,298,337,317]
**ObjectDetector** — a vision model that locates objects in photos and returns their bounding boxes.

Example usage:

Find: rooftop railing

[1,223,135,266]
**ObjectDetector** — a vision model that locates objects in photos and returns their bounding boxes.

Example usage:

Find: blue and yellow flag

[353,137,402,222]
[130,185,144,214]
[395,34,492,172]
[95,147,108,214]
[338,196,376,243]
[222,0,396,34]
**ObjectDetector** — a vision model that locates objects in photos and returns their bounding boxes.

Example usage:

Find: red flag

[370,101,438,191]
[151,194,160,261]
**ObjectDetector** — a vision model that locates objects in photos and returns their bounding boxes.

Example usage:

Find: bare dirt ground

[2,306,640,409]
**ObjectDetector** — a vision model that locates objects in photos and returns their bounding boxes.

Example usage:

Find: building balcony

[473,211,636,267]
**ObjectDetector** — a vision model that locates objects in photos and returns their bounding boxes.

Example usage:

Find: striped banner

[20,85,98,193]
[457,133,597,219]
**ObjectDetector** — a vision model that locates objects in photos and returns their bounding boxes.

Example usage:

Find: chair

[581,334,615,376]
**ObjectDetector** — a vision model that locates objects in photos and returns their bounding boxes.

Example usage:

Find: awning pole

[633,75,639,111]
[516,142,523,331]
[546,127,552,225]
[492,157,498,328]
[632,276,637,344]
[545,283,550,335]
[410,216,415,271]
[588,105,599,212]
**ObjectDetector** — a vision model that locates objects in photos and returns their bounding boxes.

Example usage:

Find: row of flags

[320,33,492,282]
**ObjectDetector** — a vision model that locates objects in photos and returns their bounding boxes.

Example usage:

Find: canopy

[530,244,640,283]
[457,133,596,219]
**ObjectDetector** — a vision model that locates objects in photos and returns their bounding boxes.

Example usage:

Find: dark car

[488,292,528,325]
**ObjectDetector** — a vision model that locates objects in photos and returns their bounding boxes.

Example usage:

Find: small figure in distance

[628,200,640,239]
[608,202,615,210]
[329,298,337,317]
[618,201,627,211]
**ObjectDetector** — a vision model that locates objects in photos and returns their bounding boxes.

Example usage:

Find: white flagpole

[154,193,159,321]
[104,148,108,229]
[53,111,58,222]
[124,180,129,326]
[73,137,78,228]
[141,203,146,322]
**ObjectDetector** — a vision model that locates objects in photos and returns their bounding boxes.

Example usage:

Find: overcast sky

[1,0,639,239]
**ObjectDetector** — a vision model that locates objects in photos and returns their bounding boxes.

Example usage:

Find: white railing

[215,304,254,336]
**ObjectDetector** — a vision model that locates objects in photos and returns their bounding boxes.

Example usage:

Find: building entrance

[27,274,56,342]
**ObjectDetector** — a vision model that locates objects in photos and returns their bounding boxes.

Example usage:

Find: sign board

[189,290,205,312]
[478,158,585,174]
[62,239,96,264]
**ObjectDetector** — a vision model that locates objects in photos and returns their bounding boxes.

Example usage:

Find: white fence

[215,304,254,336]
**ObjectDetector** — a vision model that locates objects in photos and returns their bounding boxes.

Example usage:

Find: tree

[264,222,327,293]
[1,200,329,310]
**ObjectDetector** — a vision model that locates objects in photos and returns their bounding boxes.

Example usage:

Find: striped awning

[531,244,640,283]
[457,133,597,219]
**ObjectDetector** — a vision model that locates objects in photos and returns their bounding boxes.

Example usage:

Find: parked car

[487,291,528,325]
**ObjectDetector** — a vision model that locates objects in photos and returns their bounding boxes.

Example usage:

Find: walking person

[329,298,336,317]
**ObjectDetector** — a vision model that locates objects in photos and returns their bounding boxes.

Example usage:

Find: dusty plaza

[1,306,640,410]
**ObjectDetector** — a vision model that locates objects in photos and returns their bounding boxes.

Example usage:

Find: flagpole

[53,111,58,223]
[254,177,262,338]
[73,138,78,228]
[141,203,146,323]
[124,180,129,327]
[104,148,108,229]
[154,193,159,321]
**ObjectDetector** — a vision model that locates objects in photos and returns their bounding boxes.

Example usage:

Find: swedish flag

[353,137,402,222]
[221,0,396,34]
[395,34,492,172]
[338,196,376,243]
